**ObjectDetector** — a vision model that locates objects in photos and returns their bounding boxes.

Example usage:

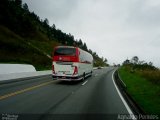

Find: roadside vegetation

[0,0,108,70]
[119,56,160,114]
[0,26,52,70]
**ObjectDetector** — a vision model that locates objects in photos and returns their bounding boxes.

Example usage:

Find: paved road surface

[0,67,132,120]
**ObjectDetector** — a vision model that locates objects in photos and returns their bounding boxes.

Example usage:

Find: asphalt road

[0,67,132,120]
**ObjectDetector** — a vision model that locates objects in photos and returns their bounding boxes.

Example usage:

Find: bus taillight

[52,65,55,74]
[73,66,78,75]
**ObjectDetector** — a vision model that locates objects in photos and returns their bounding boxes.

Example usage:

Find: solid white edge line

[82,80,88,86]
[112,70,137,120]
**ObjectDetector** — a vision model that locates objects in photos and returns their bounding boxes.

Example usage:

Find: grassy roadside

[118,66,160,114]
[0,25,53,70]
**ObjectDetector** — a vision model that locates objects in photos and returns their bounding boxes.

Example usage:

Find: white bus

[52,46,93,81]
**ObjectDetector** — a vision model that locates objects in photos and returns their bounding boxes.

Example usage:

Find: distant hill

[0,0,108,70]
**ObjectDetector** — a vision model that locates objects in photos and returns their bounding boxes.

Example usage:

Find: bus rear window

[54,48,76,56]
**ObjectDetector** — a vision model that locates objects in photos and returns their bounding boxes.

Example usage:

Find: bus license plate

[57,72,63,76]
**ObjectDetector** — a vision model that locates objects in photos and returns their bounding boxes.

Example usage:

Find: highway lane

[0,67,132,120]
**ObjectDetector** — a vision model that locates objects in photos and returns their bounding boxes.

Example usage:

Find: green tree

[22,3,29,12]
[43,18,49,26]
[104,58,107,63]
[123,59,130,65]
[131,56,139,64]
[77,39,83,48]
[82,42,88,51]
[52,24,56,29]
[15,0,22,7]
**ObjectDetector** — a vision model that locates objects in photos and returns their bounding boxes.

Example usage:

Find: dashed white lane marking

[112,70,137,120]
[82,80,88,86]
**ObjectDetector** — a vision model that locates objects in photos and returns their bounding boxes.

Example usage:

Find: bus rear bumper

[52,75,83,81]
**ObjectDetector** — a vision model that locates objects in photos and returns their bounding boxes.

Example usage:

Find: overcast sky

[23,0,160,67]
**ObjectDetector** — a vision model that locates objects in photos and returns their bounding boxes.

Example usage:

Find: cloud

[23,0,78,23]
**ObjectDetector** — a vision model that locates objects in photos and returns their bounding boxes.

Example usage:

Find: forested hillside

[0,0,108,70]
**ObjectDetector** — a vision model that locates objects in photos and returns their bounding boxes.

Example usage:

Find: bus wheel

[82,73,85,81]
[90,71,93,76]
